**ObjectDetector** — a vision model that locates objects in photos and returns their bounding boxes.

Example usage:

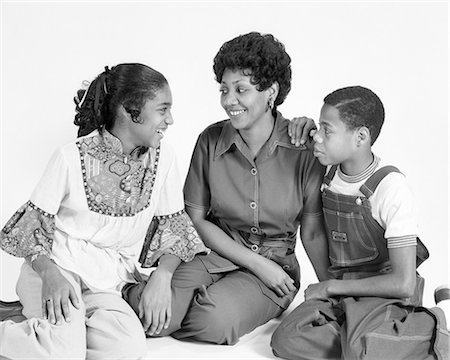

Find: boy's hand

[288,116,317,147]
[304,280,334,301]
[139,268,172,336]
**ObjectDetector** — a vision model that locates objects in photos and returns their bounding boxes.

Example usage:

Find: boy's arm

[305,245,417,300]
[300,215,331,281]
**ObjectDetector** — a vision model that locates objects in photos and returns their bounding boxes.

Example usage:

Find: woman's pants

[125,256,287,345]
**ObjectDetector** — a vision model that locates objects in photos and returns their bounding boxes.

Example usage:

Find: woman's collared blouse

[184,112,325,239]
[1,130,208,293]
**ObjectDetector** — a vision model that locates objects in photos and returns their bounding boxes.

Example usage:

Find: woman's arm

[299,215,330,281]
[186,205,297,297]
[305,245,417,300]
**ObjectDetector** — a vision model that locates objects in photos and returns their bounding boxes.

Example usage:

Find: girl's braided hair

[74,63,168,137]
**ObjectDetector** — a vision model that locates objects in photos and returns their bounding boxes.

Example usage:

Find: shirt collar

[214,111,306,160]
[102,129,149,161]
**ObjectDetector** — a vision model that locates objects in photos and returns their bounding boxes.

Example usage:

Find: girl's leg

[83,290,147,360]
[0,262,86,360]
[271,299,342,360]
[172,270,284,345]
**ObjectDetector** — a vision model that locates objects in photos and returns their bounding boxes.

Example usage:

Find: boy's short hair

[324,86,385,144]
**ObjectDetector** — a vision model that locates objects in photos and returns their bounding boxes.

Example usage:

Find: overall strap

[359,166,402,198]
[323,165,339,186]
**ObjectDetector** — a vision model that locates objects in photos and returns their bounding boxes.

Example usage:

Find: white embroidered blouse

[0,130,209,293]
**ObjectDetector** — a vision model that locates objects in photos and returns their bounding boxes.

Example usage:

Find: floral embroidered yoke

[1,130,208,292]
[78,131,158,216]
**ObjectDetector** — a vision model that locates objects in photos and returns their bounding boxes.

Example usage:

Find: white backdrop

[1,1,448,308]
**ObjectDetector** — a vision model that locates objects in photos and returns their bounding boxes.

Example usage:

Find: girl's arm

[139,254,181,336]
[186,205,296,297]
[305,245,417,300]
[30,255,80,325]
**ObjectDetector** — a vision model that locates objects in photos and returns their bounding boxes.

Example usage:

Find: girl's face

[219,68,272,131]
[130,84,173,149]
[313,104,357,166]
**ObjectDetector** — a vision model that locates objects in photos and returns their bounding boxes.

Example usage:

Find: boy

[271,86,449,359]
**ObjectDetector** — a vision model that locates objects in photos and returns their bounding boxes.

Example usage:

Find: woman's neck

[239,113,275,156]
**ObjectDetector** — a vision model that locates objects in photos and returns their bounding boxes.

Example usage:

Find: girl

[0,63,208,359]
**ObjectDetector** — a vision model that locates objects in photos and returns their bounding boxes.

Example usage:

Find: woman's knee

[175,308,238,344]
[173,290,242,345]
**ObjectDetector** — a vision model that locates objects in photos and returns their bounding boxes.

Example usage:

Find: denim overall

[322,165,429,304]
[271,166,449,360]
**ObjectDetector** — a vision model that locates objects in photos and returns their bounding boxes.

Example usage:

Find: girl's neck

[108,127,135,156]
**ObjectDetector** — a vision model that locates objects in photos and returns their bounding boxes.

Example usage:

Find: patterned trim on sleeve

[0,201,54,258]
[139,210,210,268]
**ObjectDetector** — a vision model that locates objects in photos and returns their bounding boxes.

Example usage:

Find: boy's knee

[271,324,296,359]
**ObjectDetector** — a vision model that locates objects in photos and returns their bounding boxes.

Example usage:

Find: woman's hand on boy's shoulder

[288,116,317,147]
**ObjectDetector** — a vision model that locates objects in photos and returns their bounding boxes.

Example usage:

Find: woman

[125,32,329,345]
[0,63,208,359]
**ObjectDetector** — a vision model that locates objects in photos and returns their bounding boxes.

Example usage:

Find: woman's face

[219,68,272,131]
[130,84,173,149]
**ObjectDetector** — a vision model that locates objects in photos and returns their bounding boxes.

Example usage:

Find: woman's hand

[32,255,80,325]
[251,256,296,297]
[138,268,172,336]
[288,116,317,147]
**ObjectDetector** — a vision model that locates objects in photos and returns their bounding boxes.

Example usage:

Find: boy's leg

[340,296,449,360]
[123,256,215,337]
[435,285,450,326]
[271,299,342,360]
[83,290,147,360]
[172,270,284,345]
[0,262,86,359]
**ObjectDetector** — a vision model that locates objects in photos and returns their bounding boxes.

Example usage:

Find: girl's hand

[40,265,80,325]
[288,116,317,147]
[304,280,333,301]
[139,268,172,336]
[252,257,296,297]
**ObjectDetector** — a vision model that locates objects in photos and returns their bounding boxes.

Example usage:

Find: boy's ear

[356,126,371,146]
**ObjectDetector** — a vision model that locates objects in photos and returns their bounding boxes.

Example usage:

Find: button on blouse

[184,112,325,239]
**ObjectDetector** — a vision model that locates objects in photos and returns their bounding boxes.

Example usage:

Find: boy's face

[313,104,358,166]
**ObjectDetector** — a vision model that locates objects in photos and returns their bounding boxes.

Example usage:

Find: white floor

[142,295,303,360]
